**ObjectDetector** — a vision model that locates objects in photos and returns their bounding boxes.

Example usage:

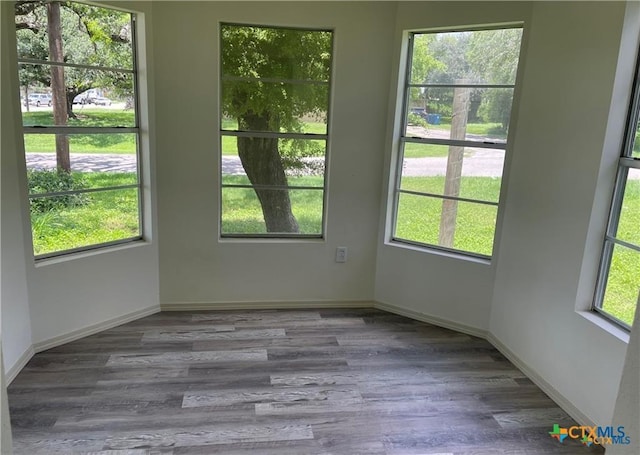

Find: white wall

[1,0,33,378]
[489,2,632,426]
[154,1,395,307]
[375,2,533,333]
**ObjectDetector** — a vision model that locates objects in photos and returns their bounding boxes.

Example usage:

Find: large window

[15,1,141,258]
[219,24,333,237]
[594,50,640,329]
[391,26,523,258]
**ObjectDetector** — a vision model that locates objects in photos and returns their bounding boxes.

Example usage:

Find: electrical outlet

[336,246,348,263]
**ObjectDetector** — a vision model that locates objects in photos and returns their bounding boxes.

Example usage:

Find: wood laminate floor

[8,309,604,454]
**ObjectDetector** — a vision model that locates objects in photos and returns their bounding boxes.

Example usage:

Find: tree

[467,28,522,130]
[15,1,133,173]
[47,1,70,172]
[16,1,133,119]
[221,25,332,233]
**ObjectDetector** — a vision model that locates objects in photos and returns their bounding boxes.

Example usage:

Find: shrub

[27,170,90,213]
[407,113,428,128]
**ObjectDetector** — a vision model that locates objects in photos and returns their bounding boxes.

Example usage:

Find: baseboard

[32,304,160,354]
[161,299,375,311]
[6,345,35,385]
[487,332,596,427]
[373,301,488,339]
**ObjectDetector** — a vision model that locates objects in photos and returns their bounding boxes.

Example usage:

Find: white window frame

[390,25,523,260]
[593,47,640,330]
[17,2,143,260]
[218,23,333,239]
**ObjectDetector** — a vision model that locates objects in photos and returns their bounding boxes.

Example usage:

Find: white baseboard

[487,332,596,427]
[374,301,488,339]
[161,299,375,311]
[6,345,35,385]
[32,304,160,354]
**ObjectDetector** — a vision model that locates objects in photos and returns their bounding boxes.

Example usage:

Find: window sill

[577,310,630,344]
[34,239,150,267]
[218,236,326,245]
[386,238,492,265]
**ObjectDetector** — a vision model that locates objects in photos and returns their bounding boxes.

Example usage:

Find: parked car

[73,93,94,105]
[27,93,51,107]
[93,96,112,106]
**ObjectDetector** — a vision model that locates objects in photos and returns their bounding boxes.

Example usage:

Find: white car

[93,96,112,106]
[27,93,51,106]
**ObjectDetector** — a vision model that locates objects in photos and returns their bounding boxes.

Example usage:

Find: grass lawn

[23,109,136,154]
[30,173,139,255]
[222,175,324,234]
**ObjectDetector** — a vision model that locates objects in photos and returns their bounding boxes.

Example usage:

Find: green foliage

[27,170,89,213]
[410,28,522,130]
[407,113,428,128]
[221,25,332,133]
[30,172,138,255]
[15,1,134,107]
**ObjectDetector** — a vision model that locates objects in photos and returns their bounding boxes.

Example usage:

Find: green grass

[395,177,502,257]
[222,175,324,234]
[403,143,450,158]
[23,110,136,154]
[30,172,139,255]
[428,122,507,140]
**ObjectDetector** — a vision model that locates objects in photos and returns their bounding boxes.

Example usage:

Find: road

[25,151,505,177]
[24,151,640,179]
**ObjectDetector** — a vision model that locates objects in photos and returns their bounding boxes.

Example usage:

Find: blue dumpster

[427,113,441,125]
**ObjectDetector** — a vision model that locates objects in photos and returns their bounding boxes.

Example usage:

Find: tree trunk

[47,1,71,173]
[24,86,30,112]
[439,81,470,248]
[236,112,299,233]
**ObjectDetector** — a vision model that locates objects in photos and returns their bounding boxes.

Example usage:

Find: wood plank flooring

[7,308,604,454]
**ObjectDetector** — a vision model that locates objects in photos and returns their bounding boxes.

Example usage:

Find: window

[219,24,333,237]
[15,1,141,259]
[391,26,523,258]
[593,49,640,329]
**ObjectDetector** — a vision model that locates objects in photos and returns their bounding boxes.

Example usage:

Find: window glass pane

[220,24,332,238]
[15,2,133,69]
[221,187,324,235]
[400,143,504,203]
[220,25,332,81]
[410,29,522,86]
[406,87,512,144]
[601,243,640,327]
[395,193,497,256]
[20,64,134,127]
[30,187,140,256]
[221,80,328,134]
[614,178,640,246]
[221,138,325,184]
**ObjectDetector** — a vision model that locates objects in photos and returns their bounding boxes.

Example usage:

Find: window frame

[17,2,144,260]
[218,22,334,239]
[390,24,524,260]
[593,46,640,330]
